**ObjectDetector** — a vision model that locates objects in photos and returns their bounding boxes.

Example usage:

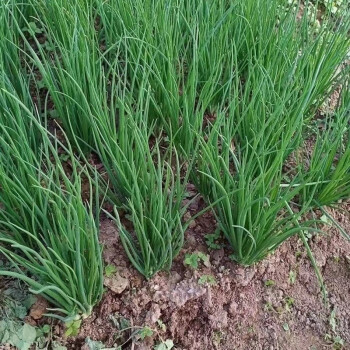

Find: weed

[205,229,223,250]
[264,280,276,287]
[288,271,297,285]
[138,327,153,340]
[184,252,210,270]
[157,320,166,332]
[64,320,82,337]
[105,265,118,278]
[330,309,338,333]
[0,281,52,349]
[282,323,290,332]
[212,331,225,347]
[264,302,275,312]
[198,275,217,286]
[154,339,174,350]
[325,308,345,349]
[84,337,107,350]
[109,314,130,331]
[284,297,295,312]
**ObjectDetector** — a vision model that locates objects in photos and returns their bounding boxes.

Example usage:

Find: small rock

[194,225,203,233]
[104,273,129,294]
[209,310,228,329]
[134,342,152,350]
[184,212,196,229]
[206,288,213,308]
[131,274,144,288]
[186,235,197,247]
[145,304,161,324]
[169,272,182,286]
[228,301,238,316]
[235,267,255,287]
[186,184,197,197]
[189,198,200,211]
[170,280,206,308]
[29,296,49,320]
[212,249,225,266]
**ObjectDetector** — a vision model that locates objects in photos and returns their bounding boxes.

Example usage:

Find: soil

[47,195,350,350]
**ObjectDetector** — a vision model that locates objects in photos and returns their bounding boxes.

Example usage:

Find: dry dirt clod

[170,280,207,308]
[29,295,49,320]
[145,303,162,325]
[133,342,150,350]
[183,212,196,229]
[104,273,129,294]
[209,309,228,329]
[212,249,225,266]
[186,235,197,247]
[228,301,238,316]
[234,266,256,287]
[168,272,182,286]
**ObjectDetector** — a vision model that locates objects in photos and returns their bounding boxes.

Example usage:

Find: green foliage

[282,323,290,332]
[41,325,51,334]
[284,297,295,311]
[154,339,174,350]
[0,0,350,324]
[189,1,350,265]
[298,84,350,206]
[205,230,223,250]
[0,124,104,319]
[157,320,166,332]
[84,338,106,350]
[138,327,153,340]
[17,0,103,152]
[105,265,118,278]
[105,118,190,278]
[0,49,103,319]
[198,275,217,286]
[326,308,345,349]
[65,320,82,337]
[51,342,68,350]
[264,280,276,287]
[0,322,36,350]
[184,252,210,270]
[0,281,52,350]
[288,271,297,285]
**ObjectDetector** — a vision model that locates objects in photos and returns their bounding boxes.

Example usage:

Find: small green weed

[0,281,53,350]
[205,229,223,250]
[282,323,290,332]
[284,297,295,312]
[154,339,174,350]
[325,308,345,349]
[65,320,82,337]
[184,252,210,270]
[288,271,297,285]
[198,275,217,286]
[138,326,154,340]
[105,265,118,278]
[264,280,276,287]
[212,331,225,347]
[157,320,166,332]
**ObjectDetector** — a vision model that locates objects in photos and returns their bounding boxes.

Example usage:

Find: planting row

[0,0,349,322]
